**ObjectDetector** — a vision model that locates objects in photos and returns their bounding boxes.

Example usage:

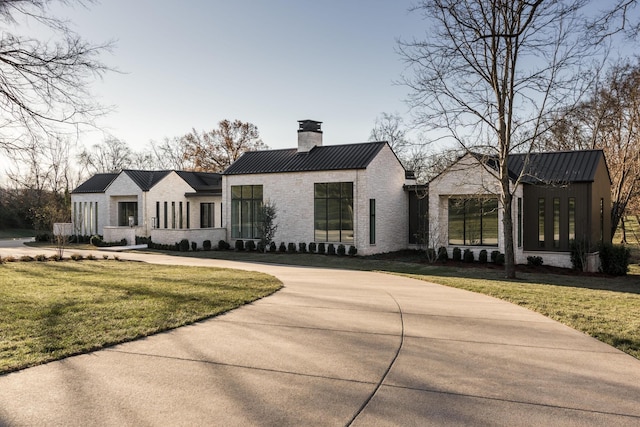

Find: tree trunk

[501,187,516,279]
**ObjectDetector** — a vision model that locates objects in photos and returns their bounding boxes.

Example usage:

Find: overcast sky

[50,0,425,151]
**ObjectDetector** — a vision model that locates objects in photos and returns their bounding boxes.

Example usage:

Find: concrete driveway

[1,244,640,426]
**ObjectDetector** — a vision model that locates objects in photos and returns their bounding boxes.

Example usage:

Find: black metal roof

[72,170,222,194]
[71,173,118,193]
[223,141,387,175]
[508,150,606,183]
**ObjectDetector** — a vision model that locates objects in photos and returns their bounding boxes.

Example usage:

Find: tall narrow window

[200,203,215,228]
[568,197,575,241]
[538,198,545,247]
[179,202,183,229]
[553,198,560,248]
[314,182,354,243]
[94,203,98,234]
[517,197,522,248]
[163,202,168,228]
[186,202,190,229]
[231,185,263,238]
[171,202,176,229]
[369,199,376,245]
[600,198,604,242]
[156,202,160,228]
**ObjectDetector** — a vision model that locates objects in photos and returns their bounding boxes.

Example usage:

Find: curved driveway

[1,242,640,426]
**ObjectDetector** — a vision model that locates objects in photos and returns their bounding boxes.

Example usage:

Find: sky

[49,0,426,152]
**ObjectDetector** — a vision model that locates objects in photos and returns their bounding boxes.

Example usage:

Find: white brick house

[71,170,225,247]
[222,120,417,255]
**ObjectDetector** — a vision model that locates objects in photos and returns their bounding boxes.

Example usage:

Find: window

[179,202,183,229]
[314,182,354,243]
[186,202,190,229]
[538,198,545,247]
[201,203,215,228]
[568,197,575,241]
[553,198,560,248]
[156,202,160,228]
[600,198,604,242]
[164,202,168,229]
[517,197,522,248]
[369,199,376,245]
[447,198,498,246]
[231,185,263,238]
[171,202,176,229]
[118,202,138,226]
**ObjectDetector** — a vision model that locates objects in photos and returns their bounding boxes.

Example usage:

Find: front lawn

[0,261,281,374]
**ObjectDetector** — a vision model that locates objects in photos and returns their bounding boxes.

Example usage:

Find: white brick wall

[223,144,409,255]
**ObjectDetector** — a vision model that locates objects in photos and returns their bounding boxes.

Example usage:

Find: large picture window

[118,202,138,226]
[231,185,263,239]
[200,203,215,228]
[314,182,354,243]
[448,198,498,246]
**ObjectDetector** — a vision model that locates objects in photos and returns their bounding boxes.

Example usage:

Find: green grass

[0,229,35,239]
[163,248,640,359]
[0,261,281,374]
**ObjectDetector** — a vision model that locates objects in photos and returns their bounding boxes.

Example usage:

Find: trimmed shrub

[203,240,212,251]
[4,256,16,262]
[235,239,245,251]
[269,241,277,252]
[490,250,501,263]
[463,248,474,263]
[90,235,104,247]
[103,255,109,260]
[86,254,97,260]
[478,249,488,264]
[348,246,357,256]
[35,254,47,262]
[298,242,307,253]
[599,243,630,276]
[287,242,297,253]
[308,242,317,253]
[337,244,346,256]
[327,243,336,255]
[191,242,198,252]
[527,256,544,266]
[452,247,462,262]
[70,253,83,261]
[179,239,190,252]
[257,241,266,252]
[278,242,287,253]
[218,240,231,250]
[20,255,34,262]
[245,240,256,251]
[317,243,326,255]
[35,233,50,243]
[437,246,449,262]
[495,252,505,265]
[48,254,61,262]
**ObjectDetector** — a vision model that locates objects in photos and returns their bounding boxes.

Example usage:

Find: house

[71,169,225,247]
[428,150,612,270]
[222,120,417,255]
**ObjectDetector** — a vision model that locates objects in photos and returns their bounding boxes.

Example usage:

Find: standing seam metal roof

[507,150,605,183]
[72,170,222,194]
[70,173,119,193]
[222,141,387,175]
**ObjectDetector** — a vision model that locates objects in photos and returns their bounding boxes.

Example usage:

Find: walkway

[1,244,639,426]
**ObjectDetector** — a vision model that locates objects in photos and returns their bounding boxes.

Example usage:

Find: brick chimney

[297,120,322,153]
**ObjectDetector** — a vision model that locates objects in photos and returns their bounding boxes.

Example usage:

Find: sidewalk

[1,246,639,426]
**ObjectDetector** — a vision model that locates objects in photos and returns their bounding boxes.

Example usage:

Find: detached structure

[428,150,612,270]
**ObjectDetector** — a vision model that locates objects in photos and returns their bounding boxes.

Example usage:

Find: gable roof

[72,170,222,194]
[71,173,118,193]
[122,170,171,191]
[223,141,388,175]
[507,150,607,184]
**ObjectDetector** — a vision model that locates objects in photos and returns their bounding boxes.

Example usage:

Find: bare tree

[0,0,112,153]
[183,120,267,172]
[399,0,596,278]
[78,137,133,174]
[369,113,411,156]
[148,136,194,170]
[543,60,640,241]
